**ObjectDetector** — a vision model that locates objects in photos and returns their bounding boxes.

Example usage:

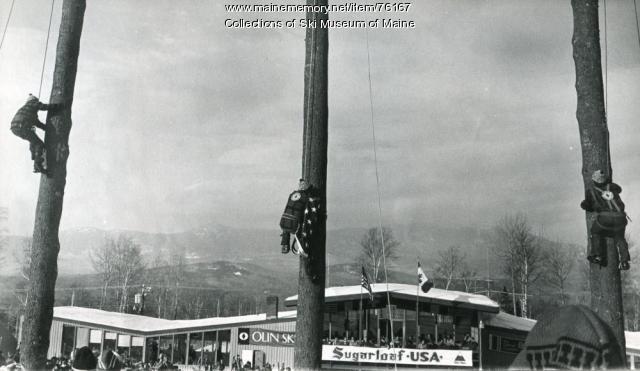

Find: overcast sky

[1,0,639,245]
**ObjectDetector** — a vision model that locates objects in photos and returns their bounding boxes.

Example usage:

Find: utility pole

[21,1,86,369]
[294,0,328,369]
[570,0,626,362]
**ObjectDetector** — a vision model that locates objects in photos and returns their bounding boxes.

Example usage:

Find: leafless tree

[542,241,576,305]
[91,238,117,309]
[169,252,186,319]
[359,227,400,283]
[621,236,640,331]
[435,245,467,290]
[460,267,478,293]
[112,236,145,313]
[92,235,145,312]
[493,213,544,318]
[0,207,7,266]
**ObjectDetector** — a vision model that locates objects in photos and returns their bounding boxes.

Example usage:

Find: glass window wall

[61,325,75,359]
[130,337,144,363]
[145,337,159,364]
[89,329,102,355]
[173,334,188,365]
[189,332,203,366]
[203,331,217,368]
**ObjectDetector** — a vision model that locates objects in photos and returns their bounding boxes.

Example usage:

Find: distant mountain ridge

[1,223,512,278]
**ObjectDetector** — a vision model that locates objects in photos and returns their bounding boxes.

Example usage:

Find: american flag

[361,266,374,301]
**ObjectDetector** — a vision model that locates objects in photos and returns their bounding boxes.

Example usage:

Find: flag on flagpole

[361,266,374,301]
[418,261,433,293]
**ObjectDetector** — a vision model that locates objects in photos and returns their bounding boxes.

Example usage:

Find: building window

[173,334,188,365]
[159,335,173,362]
[189,332,204,366]
[470,327,479,343]
[218,330,231,367]
[203,331,217,367]
[489,334,499,351]
[117,334,131,357]
[130,337,144,363]
[61,325,76,359]
[104,332,117,352]
[145,337,159,363]
[89,329,102,354]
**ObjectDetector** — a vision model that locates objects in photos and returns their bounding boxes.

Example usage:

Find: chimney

[266,296,279,319]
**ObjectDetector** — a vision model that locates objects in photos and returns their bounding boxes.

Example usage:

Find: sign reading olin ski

[322,345,473,367]
[238,328,295,347]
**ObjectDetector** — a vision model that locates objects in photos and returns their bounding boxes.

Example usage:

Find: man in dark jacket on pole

[581,170,630,270]
[10,94,61,174]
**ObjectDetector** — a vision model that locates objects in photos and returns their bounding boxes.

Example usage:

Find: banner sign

[322,345,473,367]
[237,328,295,347]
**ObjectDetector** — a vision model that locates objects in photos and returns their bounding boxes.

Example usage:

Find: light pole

[478,319,484,371]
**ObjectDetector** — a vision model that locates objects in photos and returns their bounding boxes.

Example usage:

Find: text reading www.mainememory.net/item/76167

[223,2,417,29]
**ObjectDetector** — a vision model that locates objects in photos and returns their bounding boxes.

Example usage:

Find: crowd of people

[322,332,479,350]
[229,355,290,371]
[0,348,293,371]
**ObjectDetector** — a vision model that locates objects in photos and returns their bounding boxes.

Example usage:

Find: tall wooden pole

[294,1,328,369]
[570,0,626,361]
[21,1,86,369]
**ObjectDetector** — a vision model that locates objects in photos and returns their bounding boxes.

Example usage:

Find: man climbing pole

[279,178,321,258]
[581,170,630,270]
[10,94,61,174]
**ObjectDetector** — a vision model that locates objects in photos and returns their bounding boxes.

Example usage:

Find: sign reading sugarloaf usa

[322,345,473,367]
[238,328,295,347]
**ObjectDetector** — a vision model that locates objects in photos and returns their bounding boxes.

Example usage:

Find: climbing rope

[38,0,56,98]
[0,0,15,51]
[603,0,608,114]
[634,0,640,52]
[302,0,318,179]
[365,28,397,367]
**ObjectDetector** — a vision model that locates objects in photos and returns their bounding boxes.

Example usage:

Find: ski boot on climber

[279,178,321,258]
[581,170,631,270]
[10,94,62,174]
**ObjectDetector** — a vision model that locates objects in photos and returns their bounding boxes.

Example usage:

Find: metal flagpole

[360,284,363,341]
[416,260,420,343]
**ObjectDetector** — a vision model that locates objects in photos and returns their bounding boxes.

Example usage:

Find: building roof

[481,311,537,333]
[626,331,640,354]
[53,306,296,336]
[284,283,500,313]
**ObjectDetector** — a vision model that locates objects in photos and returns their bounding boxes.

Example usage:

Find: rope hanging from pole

[0,0,16,51]
[603,0,608,114]
[38,0,56,98]
[634,0,640,52]
[365,28,397,369]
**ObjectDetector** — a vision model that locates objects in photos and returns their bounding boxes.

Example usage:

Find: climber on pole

[581,170,631,270]
[279,178,321,258]
[10,94,61,174]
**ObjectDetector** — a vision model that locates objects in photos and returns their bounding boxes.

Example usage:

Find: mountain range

[1,223,508,278]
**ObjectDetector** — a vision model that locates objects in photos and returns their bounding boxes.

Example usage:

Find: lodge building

[39,283,536,369]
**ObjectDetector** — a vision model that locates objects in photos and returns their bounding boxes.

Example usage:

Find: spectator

[72,346,98,371]
[445,334,455,347]
[154,353,172,370]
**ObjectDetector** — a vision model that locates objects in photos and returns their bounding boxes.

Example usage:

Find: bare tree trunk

[294,1,328,369]
[521,260,528,318]
[571,0,626,361]
[21,1,85,368]
[510,268,517,315]
[100,282,108,310]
